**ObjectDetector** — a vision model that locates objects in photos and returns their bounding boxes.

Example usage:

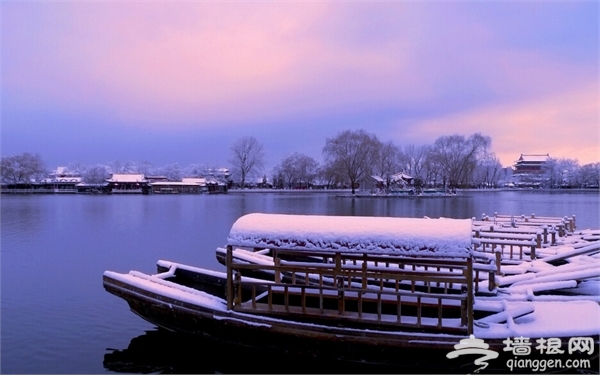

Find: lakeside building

[509,154,550,188]
[38,167,82,193]
[106,174,150,194]
[370,172,415,194]
[513,154,550,175]
[1,166,83,194]
[149,177,228,194]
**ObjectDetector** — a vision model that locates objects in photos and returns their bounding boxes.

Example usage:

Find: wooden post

[536,233,541,249]
[530,245,536,260]
[488,269,495,291]
[226,245,233,310]
[543,227,548,245]
[335,252,344,315]
[274,257,281,283]
[466,257,474,335]
[362,254,368,289]
[495,251,502,275]
[235,271,242,305]
[569,217,574,232]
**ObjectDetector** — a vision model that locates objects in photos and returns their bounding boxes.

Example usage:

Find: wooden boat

[104,213,600,372]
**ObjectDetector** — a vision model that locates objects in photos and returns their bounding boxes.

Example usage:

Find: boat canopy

[227,213,473,257]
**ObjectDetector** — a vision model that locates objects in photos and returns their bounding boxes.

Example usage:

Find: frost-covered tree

[184,163,209,178]
[229,136,265,188]
[82,164,111,184]
[1,153,47,183]
[158,163,183,181]
[578,162,600,188]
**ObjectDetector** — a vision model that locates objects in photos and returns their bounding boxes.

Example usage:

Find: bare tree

[134,161,154,176]
[318,160,345,189]
[578,162,600,188]
[274,155,297,189]
[322,129,379,194]
[544,158,580,188]
[430,133,491,188]
[473,153,502,188]
[157,163,183,181]
[403,144,429,180]
[229,136,265,188]
[372,141,400,191]
[82,164,111,184]
[66,162,87,176]
[184,163,209,178]
[275,152,320,189]
[1,153,47,183]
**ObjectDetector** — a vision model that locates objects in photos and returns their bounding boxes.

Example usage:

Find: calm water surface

[1,191,599,373]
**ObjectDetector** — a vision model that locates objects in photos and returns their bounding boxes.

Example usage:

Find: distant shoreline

[228,188,599,194]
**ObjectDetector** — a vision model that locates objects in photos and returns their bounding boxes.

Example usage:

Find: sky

[2,1,598,172]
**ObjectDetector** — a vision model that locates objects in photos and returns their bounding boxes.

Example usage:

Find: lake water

[1,190,599,374]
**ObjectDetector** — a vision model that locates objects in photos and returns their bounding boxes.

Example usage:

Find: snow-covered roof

[182,178,206,184]
[518,154,549,163]
[150,181,203,186]
[227,213,473,257]
[106,174,147,183]
[391,172,414,181]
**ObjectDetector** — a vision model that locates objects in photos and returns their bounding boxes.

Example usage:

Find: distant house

[148,177,228,194]
[38,167,82,193]
[106,174,150,194]
[205,176,228,194]
[370,172,415,193]
[150,178,205,194]
[513,154,550,175]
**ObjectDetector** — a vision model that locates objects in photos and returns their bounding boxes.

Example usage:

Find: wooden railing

[471,213,577,264]
[226,246,474,334]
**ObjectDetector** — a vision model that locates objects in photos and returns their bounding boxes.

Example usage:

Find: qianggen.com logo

[446,335,596,373]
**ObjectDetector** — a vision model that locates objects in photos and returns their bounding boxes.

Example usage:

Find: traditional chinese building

[150,178,205,194]
[513,154,550,175]
[106,174,150,194]
[37,167,82,193]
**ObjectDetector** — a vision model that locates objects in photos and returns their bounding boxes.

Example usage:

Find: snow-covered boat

[103,213,600,372]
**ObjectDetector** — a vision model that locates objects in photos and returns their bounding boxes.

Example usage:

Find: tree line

[2,129,599,192]
[223,130,600,192]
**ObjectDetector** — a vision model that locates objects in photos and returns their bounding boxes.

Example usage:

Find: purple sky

[2,2,598,172]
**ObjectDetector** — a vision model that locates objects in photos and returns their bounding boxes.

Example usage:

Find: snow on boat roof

[227,213,473,257]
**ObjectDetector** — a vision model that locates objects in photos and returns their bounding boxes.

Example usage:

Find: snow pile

[227,213,473,257]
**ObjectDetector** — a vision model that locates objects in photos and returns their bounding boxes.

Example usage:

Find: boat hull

[103,270,598,373]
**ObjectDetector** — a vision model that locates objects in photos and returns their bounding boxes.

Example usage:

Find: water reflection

[104,329,432,374]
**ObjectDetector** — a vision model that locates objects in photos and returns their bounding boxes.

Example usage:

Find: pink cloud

[401,83,598,166]
[4,3,439,126]
[4,0,598,168]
